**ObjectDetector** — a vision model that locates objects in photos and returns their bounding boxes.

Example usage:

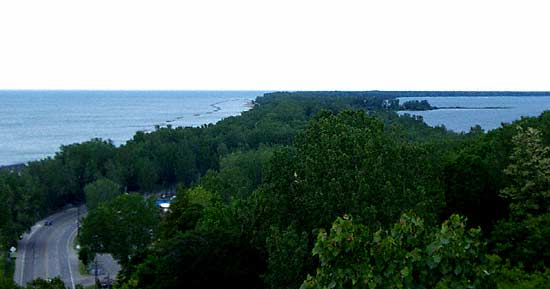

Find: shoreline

[245,100,255,109]
[0,163,26,172]
[435,106,512,110]
[1,97,257,167]
[400,106,512,112]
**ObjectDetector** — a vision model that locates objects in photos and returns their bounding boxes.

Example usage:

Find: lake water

[0,90,265,166]
[398,96,550,133]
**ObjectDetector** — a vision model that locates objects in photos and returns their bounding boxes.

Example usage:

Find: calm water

[0,90,264,166]
[398,96,550,133]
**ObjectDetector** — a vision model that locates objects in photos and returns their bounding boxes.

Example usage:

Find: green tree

[0,177,16,248]
[79,194,160,276]
[57,138,117,199]
[492,214,550,271]
[200,146,275,201]
[0,274,20,289]
[497,266,550,289]
[125,229,264,289]
[493,127,550,270]
[500,127,550,217]
[161,185,218,238]
[25,277,67,289]
[258,110,446,288]
[84,178,121,211]
[264,225,311,289]
[127,192,265,289]
[442,149,506,230]
[302,214,497,289]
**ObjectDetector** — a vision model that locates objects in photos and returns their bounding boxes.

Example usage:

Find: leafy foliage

[500,127,550,217]
[200,146,275,201]
[79,194,160,277]
[124,229,264,289]
[84,178,121,211]
[0,277,70,289]
[491,126,550,271]
[496,266,550,289]
[24,277,67,289]
[302,214,496,289]
[160,185,217,238]
[492,214,550,271]
[264,225,311,289]
[262,110,444,231]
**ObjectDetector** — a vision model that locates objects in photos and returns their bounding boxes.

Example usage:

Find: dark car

[44,220,53,226]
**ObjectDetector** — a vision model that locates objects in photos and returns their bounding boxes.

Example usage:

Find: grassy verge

[73,236,89,276]
[78,261,88,276]
[0,252,5,277]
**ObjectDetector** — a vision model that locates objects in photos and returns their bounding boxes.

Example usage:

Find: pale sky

[0,0,549,91]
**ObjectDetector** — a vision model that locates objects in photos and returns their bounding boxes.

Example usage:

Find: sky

[0,0,549,91]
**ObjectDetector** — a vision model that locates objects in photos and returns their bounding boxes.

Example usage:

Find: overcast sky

[0,0,548,91]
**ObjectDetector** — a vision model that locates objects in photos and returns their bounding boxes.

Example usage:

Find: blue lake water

[398,96,550,133]
[0,90,265,166]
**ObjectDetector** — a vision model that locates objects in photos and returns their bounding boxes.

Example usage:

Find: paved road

[14,206,120,288]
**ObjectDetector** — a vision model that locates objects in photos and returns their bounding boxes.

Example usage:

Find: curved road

[14,206,119,288]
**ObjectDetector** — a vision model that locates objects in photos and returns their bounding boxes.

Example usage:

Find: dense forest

[1,91,549,288]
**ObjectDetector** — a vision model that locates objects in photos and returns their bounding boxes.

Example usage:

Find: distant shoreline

[436,106,512,110]
[400,106,513,112]
[0,163,26,172]
[0,90,260,166]
[245,100,255,109]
